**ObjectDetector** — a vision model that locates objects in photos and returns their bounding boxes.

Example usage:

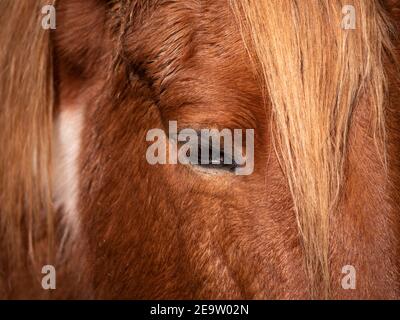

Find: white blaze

[53,108,84,235]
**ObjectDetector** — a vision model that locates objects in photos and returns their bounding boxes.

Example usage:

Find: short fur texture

[0,0,399,299]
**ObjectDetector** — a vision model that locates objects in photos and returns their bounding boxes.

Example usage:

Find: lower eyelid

[189,163,236,176]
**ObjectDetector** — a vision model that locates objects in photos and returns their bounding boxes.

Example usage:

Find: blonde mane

[231,0,394,296]
[0,0,55,282]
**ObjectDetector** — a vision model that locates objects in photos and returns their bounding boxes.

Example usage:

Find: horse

[0,0,399,299]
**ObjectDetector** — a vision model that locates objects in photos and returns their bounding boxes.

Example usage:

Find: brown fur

[0,0,400,299]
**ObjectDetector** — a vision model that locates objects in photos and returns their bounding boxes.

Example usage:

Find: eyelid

[176,129,242,173]
[197,143,238,173]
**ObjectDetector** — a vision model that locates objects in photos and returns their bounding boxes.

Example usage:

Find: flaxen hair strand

[0,0,55,287]
[231,0,393,297]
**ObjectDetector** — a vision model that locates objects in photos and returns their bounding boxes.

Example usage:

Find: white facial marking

[53,108,84,235]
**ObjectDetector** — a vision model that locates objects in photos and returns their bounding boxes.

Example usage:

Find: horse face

[52,0,400,299]
[54,0,305,299]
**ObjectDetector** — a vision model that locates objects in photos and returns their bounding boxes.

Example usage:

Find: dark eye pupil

[182,136,239,173]
[195,143,236,172]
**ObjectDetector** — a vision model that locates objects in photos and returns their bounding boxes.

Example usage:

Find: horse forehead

[125,1,263,128]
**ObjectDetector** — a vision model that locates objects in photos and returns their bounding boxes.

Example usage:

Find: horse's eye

[195,144,237,173]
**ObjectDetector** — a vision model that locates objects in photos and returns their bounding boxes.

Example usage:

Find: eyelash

[194,144,238,173]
